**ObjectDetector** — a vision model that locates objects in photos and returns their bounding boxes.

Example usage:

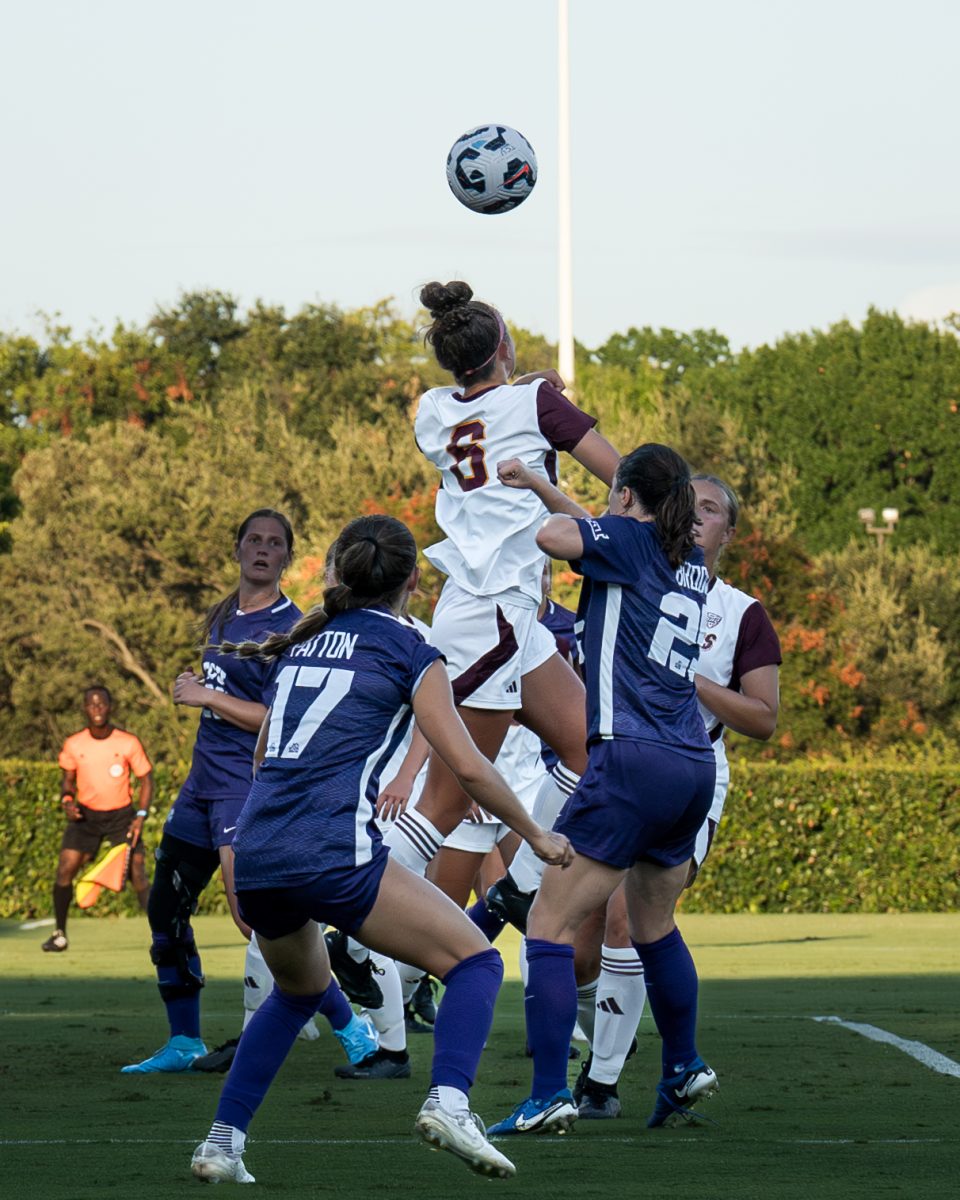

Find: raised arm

[569,428,621,487]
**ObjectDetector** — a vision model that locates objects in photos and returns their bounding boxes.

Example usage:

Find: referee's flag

[75,842,131,908]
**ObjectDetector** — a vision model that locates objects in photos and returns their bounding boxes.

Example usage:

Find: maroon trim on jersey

[451,384,499,405]
[729,601,782,692]
[451,605,519,704]
[536,382,597,451]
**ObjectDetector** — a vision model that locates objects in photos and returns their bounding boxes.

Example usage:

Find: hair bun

[420,280,473,319]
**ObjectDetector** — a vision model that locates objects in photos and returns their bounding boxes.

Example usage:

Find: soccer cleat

[411,976,437,1025]
[647,1057,719,1128]
[415,1099,515,1179]
[324,930,384,1009]
[334,1048,411,1080]
[191,1141,255,1184]
[485,873,535,934]
[487,1089,578,1137]
[190,1038,239,1074]
[333,1012,379,1065]
[41,929,68,953]
[577,1087,622,1120]
[121,1034,207,1074]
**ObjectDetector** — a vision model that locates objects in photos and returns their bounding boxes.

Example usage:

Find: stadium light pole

[558,0,575,386]
[857,506,900,555]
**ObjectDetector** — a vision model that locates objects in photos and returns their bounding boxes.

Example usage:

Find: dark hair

[200,509,295,644]
[83,684,112,704]
[420,280,505,386]
[615,444,697,569]
[691,473,740,528]
[221,515,417,661]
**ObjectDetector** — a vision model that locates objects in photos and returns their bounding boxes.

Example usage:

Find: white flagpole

[557,0,575,386]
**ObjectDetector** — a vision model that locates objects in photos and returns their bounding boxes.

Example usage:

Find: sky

[2,0,959,351]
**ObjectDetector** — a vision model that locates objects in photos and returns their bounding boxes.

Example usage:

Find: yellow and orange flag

[75,841,133,908]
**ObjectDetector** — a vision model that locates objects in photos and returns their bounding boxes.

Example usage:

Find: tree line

[3,293,959,766]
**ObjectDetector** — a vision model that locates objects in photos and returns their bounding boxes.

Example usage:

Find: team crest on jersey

[706,612,722,628]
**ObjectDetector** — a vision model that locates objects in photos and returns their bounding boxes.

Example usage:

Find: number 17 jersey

[415,379,596,604]
[232,607,442,890]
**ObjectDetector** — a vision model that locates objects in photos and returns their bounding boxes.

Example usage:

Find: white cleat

[191,1141,256,1184]
[415,1099,516,1179]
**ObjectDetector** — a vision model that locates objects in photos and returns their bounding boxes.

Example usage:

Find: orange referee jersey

[58,728,152,812]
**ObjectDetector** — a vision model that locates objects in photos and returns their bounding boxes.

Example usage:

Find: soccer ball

[445,124,537,215]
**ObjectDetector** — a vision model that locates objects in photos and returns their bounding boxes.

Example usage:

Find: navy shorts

[164,781,247,851]
[555,740,716,870]
[237,846,390,941]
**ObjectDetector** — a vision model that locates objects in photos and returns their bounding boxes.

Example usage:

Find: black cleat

[190,1037,240,1073]
[334,1048,411,1079]
[325,929,384,1009]
[411,976,437,1025]
[41,929,68,953]
[485,874,535,934]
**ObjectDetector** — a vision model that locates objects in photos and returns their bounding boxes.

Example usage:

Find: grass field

[2,913,958,1199]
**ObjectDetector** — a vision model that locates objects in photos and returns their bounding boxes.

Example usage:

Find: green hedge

[683,761,960,913]
[3,760,958,919]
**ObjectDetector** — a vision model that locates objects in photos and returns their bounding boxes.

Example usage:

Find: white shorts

[693,751,730,866]
[431,581,556,710]
[441,724,546,854]
[443,818,513,855]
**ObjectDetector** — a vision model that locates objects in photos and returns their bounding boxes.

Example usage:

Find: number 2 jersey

[415,379,596,605]
[572,515,713,760]
[232,606,442,890]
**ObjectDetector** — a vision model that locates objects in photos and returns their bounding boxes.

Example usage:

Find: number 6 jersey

[571,515,713,760]
[232,607,442,889]
[415,379,596,605]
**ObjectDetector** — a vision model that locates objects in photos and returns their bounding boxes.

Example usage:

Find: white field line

[0,1137,946,1147]
[813,1016,960,1078]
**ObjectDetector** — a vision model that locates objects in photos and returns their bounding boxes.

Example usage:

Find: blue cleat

[121,1035,207,1074]
[487,1089,578,1137]
[647,1057,719,1128]
[333,1012,379,1065]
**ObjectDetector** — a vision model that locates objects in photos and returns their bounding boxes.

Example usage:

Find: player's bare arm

[128,769,154,837]
[695,663,780,740]
[173,670,268,733]
[569,428,621,486]
[497,458,591,519]
[536,514,586,562]
[376,724,430,820]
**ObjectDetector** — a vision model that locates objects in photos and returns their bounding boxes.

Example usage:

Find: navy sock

[632,927,699,1075]
[524,938,576,1100]
[467,897,506,942]
[316,977,354,1032]
[153,931,202,1039]
[431,948,503,1093]
[216,985,328,1131]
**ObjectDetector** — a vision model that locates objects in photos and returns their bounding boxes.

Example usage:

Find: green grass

[1,914,958,1199]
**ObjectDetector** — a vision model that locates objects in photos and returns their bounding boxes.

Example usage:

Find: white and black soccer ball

[445,124,537,215]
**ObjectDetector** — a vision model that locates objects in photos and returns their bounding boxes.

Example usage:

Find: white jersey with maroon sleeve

[696,577,781,824]
[415,379,596,605]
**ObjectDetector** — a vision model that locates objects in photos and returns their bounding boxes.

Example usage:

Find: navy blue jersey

[233,607,442,889]
[571,517,712,759]
[180,596,301,801]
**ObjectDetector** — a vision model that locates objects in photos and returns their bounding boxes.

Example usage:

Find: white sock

[242,934,317,1040]
[382,808,444,877]
[576,977,599,1046]
[509,763,580,892]
[427,1084,469,1115]
[360,951,406,1052]
[242,934,270,1028]
[398,960,426,1004]
[207,1121,245,1155]
[589,944,646,1086]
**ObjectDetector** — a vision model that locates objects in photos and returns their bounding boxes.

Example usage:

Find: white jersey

[415,379,596,605]
[696,576,781,822]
